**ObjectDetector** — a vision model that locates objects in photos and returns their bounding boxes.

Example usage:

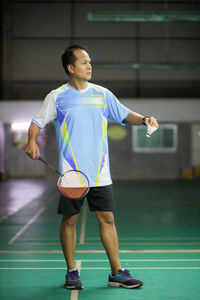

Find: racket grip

[35,153,40,159]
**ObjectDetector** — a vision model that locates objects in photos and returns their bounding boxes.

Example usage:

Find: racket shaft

[37,156,61,176]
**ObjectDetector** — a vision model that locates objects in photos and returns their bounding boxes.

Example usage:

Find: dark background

[1,0,200,100]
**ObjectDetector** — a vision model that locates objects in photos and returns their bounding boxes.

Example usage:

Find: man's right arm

[24,122,41,159]
[24,91,56,159]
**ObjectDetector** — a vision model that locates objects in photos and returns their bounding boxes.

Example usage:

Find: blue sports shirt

[33,82,131,187]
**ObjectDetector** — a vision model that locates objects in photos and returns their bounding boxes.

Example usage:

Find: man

[25,45,158,290]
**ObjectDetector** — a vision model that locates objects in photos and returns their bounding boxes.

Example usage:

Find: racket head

[57,170,90,199]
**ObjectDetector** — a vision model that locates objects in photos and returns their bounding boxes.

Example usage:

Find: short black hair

[61,45,87,75]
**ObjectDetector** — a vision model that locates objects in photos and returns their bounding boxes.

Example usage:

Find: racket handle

[35,153,40,159]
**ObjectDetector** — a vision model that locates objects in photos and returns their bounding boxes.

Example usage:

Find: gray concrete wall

[0,100,197,179]
[3,122,191,180]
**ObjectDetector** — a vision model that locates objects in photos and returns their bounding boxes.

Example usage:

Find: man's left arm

[125,111,159,128]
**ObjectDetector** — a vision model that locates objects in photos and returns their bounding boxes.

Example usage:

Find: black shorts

[57,184,114,216]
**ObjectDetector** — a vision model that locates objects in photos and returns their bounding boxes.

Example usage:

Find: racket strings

[57,170,89,199]
[59,171,88,188]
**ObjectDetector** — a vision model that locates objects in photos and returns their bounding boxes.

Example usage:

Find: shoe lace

[123,269,133,278]
[67,270,79,281]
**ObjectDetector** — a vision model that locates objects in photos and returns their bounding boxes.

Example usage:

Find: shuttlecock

[146,125,158,138]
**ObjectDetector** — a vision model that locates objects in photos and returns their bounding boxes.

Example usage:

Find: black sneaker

[65,269,83,290]
[109,269,143,289]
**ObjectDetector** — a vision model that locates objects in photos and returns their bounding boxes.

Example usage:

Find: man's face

[68,49,92,81]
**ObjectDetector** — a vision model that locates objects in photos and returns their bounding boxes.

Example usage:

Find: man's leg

[96,210,143,289]
[96,211,121,275]
[60,214,79,270]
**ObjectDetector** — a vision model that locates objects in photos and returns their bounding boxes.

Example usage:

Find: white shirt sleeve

[32,91,57,128]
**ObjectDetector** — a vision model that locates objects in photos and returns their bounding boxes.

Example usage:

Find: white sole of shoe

[65,285,83,290]
[109,282,140,289]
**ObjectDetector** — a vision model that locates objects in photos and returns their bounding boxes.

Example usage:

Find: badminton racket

[35,153,89,199]
[23,146,89,199]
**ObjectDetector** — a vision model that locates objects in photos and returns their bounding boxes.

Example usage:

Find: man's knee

[61,214,79,227]
[96,211,115,225]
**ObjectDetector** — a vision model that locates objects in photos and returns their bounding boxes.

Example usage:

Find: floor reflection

[0,179,51,222]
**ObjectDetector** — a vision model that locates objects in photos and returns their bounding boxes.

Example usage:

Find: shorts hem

[57,185,114,216]
[89,208,114,212]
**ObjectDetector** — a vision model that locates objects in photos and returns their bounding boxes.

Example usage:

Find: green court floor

[0,179,200,300]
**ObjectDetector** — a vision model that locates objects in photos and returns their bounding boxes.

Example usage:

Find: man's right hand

[24,122,41,159]
[24,141,40,159]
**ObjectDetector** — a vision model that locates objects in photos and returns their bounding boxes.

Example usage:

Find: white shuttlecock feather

[146,125,158,138]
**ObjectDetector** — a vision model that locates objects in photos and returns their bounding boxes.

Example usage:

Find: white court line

[0,187,53,223]
[1,259,200,262]
[7,193,56,245]
[12,242,61,245]
[17,237,60,240]
[1,249,200,254]
[0,268,66,270]
[79,203,87,245]
[118,249,200,254]
[78,267,200,270]
[1,267,200,270]
[7,207,46,245]
[15,242,200,246]
[16,236,200,241]
[85,237,200,240]
[70,260,81,300]
[79,242,200,246]
[16,237,200,241]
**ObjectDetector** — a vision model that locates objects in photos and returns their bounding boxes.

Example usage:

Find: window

[132,124,177,153]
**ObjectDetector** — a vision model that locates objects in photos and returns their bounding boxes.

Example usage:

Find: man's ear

[67,64,74,74]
